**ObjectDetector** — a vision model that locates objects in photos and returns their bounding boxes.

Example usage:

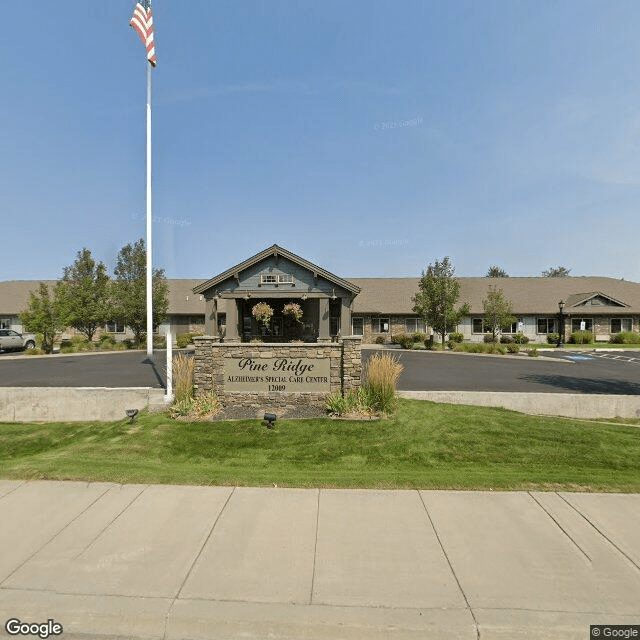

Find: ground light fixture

[125,409,139,423]
[263,412,277,429]
[557,300,565,348]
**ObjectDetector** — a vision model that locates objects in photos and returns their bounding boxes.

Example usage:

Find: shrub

[453,342,483,353]
[448,332,464,344]
[507,343,520,353]
[546,333,560,345]
[483,334,497,343]
[325,391,348,415]
[60,339,73,348]
[374,336,386,345]
[391,333,409,346]
[23,347,45,355]
[412,343,426,350]
[153,335,167,349]
[169,391,221,420]
[610,331,640,344]
[71,335,88,345]
[362,353,404,414]
[513,333,529,344]
[99,333,116,345]
[391,333,413,349]
[412,332,427,342]
[528,348,539,357]
[570,330,593,345]
[60,346,75,354]
[486,344,507,355]
[500,335,514,344]
[176,332,203,348]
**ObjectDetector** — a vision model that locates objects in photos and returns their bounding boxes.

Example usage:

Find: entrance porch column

[205,297,218,337]
[318,297,331,343]
[225,299,240,342]
[340,297,352,336]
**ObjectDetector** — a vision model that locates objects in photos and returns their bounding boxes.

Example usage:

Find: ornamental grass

[361,353,404,414]
[172,353,195,403]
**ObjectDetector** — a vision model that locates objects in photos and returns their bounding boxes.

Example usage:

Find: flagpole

[145,37,153,357]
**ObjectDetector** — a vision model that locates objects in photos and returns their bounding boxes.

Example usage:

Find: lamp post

[557,300,565,348]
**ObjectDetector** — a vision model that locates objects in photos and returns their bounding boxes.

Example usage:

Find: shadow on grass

[519,373,640,395]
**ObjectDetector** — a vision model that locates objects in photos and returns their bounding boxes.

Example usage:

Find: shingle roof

[0,280,207,316]
[348,277,640,315]
[456,277,640,315]
[2,276,640,317]
[0,281,58,315]
[166,279,209,314]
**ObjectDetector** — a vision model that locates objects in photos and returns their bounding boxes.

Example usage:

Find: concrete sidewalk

[0,482,638,639]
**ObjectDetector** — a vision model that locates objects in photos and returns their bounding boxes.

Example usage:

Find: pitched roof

[2,276,640,318]
[348,277,640,315]
[166,279,210,314]
[0,280,58,315]
[456,277,640,315]
[192,244,361,296]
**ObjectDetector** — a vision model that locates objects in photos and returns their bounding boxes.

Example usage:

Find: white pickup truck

[0,329,36,352]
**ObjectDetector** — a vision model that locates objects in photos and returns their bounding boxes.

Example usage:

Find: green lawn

[1,399,639,491]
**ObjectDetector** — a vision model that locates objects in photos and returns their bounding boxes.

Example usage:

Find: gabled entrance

[193,245,361,343]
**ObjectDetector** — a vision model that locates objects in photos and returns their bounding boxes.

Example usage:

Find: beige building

[2,245,640,344]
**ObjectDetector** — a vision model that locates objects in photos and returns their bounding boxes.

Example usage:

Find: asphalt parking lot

[382,348,640,395]
[2,348,640,395]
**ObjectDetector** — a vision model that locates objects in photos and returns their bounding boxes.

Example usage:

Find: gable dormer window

[260,274,295,285]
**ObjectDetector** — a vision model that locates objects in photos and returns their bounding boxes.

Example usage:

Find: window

[472,318,484,334]
[405,318,426,334]
[571,318,593,332]
[537,318,557,334]
[0,318,10,330]
[352,317,364,336]
[611,318,632,333]
[372,317,390,333]
[106,321,124,333]
[260,274,294,284]
[504,318,524,334]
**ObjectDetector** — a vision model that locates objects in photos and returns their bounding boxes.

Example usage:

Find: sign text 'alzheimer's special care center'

[223,357,331,393]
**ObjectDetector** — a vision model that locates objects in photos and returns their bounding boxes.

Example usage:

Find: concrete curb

[398,390,640,419]
[0,387,168,422]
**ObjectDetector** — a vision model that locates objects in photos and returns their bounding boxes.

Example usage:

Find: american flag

[130,2,157,67]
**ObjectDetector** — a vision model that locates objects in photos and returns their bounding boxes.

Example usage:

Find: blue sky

[2,1,640,281]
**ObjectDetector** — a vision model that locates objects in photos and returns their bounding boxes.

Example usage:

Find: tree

[111,239,169,344]
[542,266,571,277]
[20,283,68,353]
[485,265,509,278]
[59,248,110,341]
[412,257,470,347]
[482,287,516,341]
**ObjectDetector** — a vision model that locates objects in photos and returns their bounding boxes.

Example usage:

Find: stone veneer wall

[193,337,362,410]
